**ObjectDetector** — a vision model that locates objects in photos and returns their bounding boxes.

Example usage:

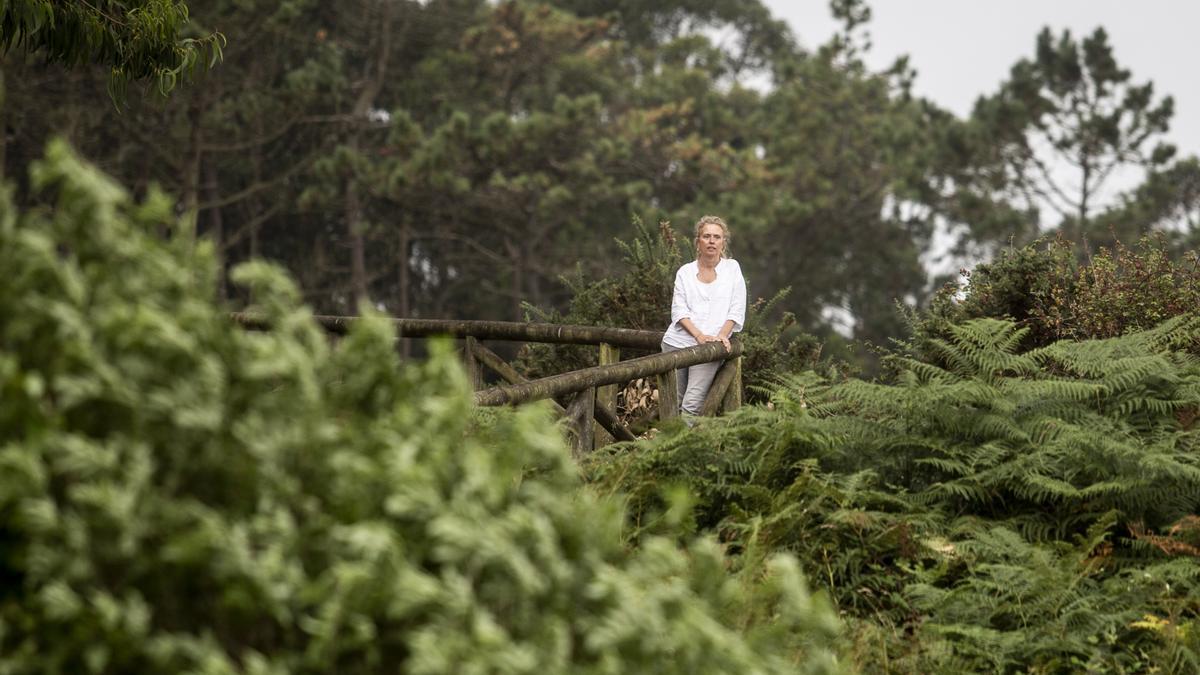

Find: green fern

[590,315,1200,672]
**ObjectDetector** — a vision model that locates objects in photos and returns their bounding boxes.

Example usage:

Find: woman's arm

[670,269,691,331]
[678,317,704,341]
[727,262,747,333]
[710,263,747,351]
[681,317,728,351]
[715,319,736,350]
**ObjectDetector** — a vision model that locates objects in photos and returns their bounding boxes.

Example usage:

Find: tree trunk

[343,0,398,310]
[250,113,265,260]
[507,238,524,321]
[0,60,6,183]
[1079,148,1092,230]
[398,220,411,356]
[182,100,203,234]
[205,160,226,299]
[345,151,370,307]
[527,240,544,310]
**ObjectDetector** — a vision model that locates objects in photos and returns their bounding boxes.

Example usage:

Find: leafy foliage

[919,236,1200,350]
[588,315,1200,672]
[0,0,224,97]
[0,141,846,673]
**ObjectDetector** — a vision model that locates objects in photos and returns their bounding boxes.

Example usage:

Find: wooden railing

[232,313,742,453]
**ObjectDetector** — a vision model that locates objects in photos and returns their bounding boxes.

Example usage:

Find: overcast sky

[762,0,1200,160]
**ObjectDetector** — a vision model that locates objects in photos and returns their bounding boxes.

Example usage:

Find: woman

[661,215,747,418]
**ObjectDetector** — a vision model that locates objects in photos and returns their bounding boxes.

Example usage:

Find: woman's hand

[699,334,731,352]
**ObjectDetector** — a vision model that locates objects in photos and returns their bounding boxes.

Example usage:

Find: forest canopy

[0,0,223,96]
[4,0,1197,351]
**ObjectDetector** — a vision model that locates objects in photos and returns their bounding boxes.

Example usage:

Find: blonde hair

[694,215,730,258]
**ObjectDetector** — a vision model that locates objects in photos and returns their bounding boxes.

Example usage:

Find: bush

[918,236,1200,351]
[0,141,846,673]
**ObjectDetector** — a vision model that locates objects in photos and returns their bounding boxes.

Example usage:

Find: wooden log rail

[231,312,663,349]
[473,340,742,406]
[231,311,742,453]
[468,339,740,455]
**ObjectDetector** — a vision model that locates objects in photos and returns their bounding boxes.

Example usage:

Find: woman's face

[697,223,726,258]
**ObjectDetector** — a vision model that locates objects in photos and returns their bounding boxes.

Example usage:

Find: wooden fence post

[566,387,595,458]
[657,369,679,421]
[464,336,484,391]
[594,343,620,448]
[721,356,742,413]
[700,357,737,417]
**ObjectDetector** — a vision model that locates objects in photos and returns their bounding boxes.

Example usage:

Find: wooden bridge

[233,313,743,453]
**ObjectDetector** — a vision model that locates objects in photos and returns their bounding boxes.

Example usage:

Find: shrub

[918,236,1200,351]
[0,141,846,674]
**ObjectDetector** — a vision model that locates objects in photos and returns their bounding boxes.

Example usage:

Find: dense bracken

[589,317,1200,672]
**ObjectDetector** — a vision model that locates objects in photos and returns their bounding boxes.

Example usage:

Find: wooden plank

[593,343,620,448]
[566,387,595,458]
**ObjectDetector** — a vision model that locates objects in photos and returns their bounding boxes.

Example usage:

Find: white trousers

[661,341,721,417]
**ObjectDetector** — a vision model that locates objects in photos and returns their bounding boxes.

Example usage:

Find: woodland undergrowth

[588,317,1200,673]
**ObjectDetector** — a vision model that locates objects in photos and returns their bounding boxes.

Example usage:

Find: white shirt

[662,258,747,348]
